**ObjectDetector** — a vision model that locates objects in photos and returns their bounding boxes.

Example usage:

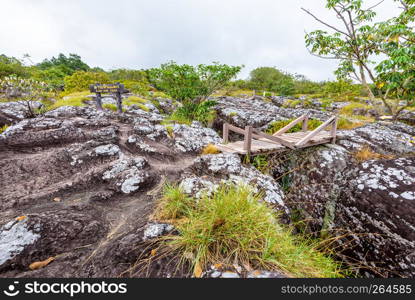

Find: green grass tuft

[124,96,148,106]
[102,103,119,112]
[154,183,344,278]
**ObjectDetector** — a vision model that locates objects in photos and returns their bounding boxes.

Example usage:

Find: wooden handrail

[295,116,337,147]
[252,128,295,149]
[273,114,308,136]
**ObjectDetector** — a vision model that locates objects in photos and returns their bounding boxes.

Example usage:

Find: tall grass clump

[154,183,343,278]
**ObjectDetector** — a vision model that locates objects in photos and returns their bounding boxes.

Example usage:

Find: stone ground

[0,96,414,278]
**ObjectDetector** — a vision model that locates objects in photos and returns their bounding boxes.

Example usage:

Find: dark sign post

[89,83,127,113]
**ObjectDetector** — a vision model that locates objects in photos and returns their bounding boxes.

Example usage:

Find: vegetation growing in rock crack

[151,183,344,278]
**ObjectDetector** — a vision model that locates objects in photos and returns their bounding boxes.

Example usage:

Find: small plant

[102,103,118,112]
[165,125,174,138]
[153,183,343,278]
[252,155,270,174]
[353,146,394,162]
[201,144,220,155]
[0,124,9,134]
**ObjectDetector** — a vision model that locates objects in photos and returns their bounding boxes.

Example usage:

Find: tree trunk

[359,65,375,101]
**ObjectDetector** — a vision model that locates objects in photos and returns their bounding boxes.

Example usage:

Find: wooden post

[331,117,337,144]
[223,123,229,144]
[243,126,253,155]
[115,92,123,113]
[96,92,103,110]
[302,115,309,132]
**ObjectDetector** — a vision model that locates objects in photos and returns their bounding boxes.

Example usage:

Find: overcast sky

[1,0,400,81]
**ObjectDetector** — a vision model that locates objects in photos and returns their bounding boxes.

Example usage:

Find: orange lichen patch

[353,146,395,162]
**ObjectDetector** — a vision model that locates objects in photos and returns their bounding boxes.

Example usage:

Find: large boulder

[270,122,415,277]
[0,101,43,126]
[213,96,331,130]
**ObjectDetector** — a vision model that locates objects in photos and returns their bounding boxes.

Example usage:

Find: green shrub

[63,71,110,92]
[148,61,241,103]
[248,67,295,95]
[0,54,29,78]
[267,118,323,134]
[154,183,343,278]
[119,80,149,96]
[169,100,217,126]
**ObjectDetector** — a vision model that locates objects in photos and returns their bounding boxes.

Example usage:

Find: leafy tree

[322,79,361,97]
[64,71,110,92]
[109,68,150,96]
[37,53,90,75]
[373,0,415,119]
[303,0,382,100]
[0,54,29,78]
[30,66,67,90]
[293,74,325,94]
[248,67,295,95]
[108,68,148,82]
[148,61,242,104]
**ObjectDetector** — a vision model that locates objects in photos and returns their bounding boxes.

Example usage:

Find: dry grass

[201,144,220,155]
[353,146,395,162]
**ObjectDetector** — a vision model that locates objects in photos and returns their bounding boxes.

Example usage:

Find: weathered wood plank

[295,116,337,147]
[223,123,229,144]
[244,126,253,154]
[252,129,295,149]
[228,124,246,135]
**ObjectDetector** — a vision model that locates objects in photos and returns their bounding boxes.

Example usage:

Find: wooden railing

[294,116,337,147]
[222,114,337,155]
[273,114,309,136]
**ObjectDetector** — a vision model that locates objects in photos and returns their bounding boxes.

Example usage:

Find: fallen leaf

[29,257,55,270]
[15,216,26,222]
[53,197,61,202]
[150,249,157,257]
[194,262,203,278]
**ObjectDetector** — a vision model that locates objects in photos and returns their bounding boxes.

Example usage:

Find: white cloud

[0,0,400,81]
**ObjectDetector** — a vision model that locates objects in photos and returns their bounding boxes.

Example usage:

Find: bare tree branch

[301,8,351,38]
[365,0,386,12]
